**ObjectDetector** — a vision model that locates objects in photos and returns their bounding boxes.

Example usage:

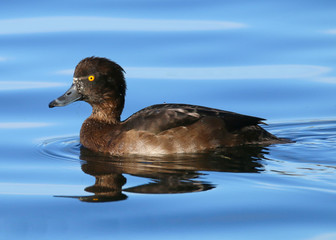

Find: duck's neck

[89,101,123,124]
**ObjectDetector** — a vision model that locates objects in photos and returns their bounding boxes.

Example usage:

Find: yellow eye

[88,75,95,81]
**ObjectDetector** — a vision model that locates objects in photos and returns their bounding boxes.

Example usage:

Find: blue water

[1,1,336,239]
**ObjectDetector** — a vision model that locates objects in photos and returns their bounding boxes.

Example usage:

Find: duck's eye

[88,75,95,81]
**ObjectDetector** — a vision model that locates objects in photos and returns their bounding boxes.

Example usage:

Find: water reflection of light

[0,122,50,129]
[58,65,331,80]
[125,65,331,80]
[0,17,246,35]
[318,77,336,83]
[0,182,84,195]
[0,81,66,90]
[325,29,336,34]
[309,232,336,240]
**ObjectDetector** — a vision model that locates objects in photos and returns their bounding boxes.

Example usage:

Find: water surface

[1,1,336,239]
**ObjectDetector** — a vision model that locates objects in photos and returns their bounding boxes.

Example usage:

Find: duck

[49,57,288,155]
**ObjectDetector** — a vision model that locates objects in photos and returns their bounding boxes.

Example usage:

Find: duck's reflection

[58,146,267,202]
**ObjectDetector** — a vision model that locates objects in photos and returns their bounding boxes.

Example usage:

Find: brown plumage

[49,57,289,155]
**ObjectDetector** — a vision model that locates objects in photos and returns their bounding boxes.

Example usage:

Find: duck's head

[49,57,126,118]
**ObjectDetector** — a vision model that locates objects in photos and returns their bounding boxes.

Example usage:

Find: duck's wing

[123,104,265,133]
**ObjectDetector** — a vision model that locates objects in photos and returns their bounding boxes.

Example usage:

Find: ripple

[265,120,336,178]
[268,119,336,149]
[38,120,336,180]
[38,136,80,162]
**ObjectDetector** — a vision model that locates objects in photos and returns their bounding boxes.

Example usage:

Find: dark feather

[123,104,265,133]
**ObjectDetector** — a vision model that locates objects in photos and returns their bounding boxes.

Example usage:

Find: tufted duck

[49,57,288,155]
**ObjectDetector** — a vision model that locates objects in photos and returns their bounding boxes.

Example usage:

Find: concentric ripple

[38,136,81,162]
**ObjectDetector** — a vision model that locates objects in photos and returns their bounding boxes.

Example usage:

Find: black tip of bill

[48,100,57,108]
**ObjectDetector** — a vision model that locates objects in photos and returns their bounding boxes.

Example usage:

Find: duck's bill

[49,83,83,108]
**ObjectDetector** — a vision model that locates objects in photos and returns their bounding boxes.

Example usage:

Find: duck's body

[49,57,288,156]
